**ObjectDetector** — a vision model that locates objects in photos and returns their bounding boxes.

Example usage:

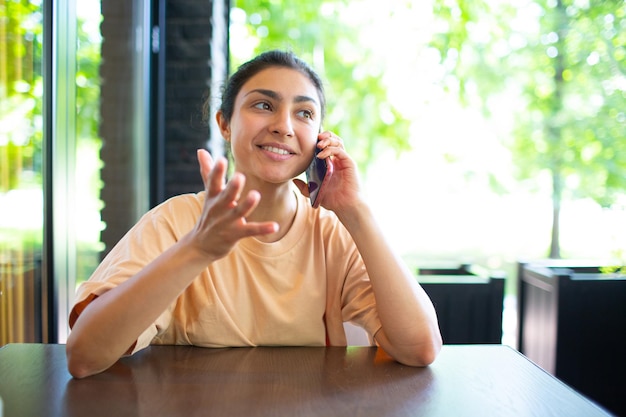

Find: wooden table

[0,344,612,417]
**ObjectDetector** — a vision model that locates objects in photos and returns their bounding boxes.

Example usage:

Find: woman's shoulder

[146,191,205,218]
[160,191,205,209]
[132,191,205,237]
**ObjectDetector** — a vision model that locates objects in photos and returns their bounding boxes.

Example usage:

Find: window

[0,0,153,345]
[0,0,45,345]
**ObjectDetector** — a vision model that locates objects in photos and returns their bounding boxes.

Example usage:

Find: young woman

[66,50,442,378]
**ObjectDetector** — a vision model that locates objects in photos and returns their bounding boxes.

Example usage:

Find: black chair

[417,264,505,344]
[517,260,626,416]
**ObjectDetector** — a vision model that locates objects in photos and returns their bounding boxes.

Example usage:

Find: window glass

[54,0,151,342]
[75,0,104,293]
[1,0,151,344]
[0,0,45,345]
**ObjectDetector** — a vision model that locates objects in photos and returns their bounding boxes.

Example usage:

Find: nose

[270,109,294,137]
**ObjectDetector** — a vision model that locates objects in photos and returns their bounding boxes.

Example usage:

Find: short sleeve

[67,193,202,354]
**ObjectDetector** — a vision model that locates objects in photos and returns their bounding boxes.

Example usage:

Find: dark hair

[216,50,326,123]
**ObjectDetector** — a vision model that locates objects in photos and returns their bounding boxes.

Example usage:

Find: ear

[216,110,231,141]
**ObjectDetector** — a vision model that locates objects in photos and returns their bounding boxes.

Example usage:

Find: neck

[245,182,298,243]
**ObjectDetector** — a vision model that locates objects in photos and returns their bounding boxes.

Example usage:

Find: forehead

[237,67,321,104]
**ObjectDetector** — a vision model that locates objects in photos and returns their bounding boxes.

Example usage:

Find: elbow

[399,326,443,367]
[424,329,443,365]
[415,328,443,366]
[66,346,95,379]
[378,327,443,367]
[66,353,111,379]
[66,354,95,379]
[65,337,109,379]
[411,341,441,367]
[396,339,442,367]
[67,361,96,379]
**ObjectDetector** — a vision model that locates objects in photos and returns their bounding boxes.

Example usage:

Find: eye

[253,101,272,111]
[297,109,314,120]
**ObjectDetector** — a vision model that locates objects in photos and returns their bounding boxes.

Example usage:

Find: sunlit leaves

[1,0,44,191]
[430,0,626,209]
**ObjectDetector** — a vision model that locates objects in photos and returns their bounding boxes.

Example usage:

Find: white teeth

[263,146,289,155]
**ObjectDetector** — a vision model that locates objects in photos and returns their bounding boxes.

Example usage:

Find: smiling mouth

[260,145,293,155]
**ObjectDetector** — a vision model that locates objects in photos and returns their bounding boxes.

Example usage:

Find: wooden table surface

[0,343,613,417]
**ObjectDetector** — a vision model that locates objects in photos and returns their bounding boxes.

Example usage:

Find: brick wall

[99,0,228,256]
[162,0,222,200]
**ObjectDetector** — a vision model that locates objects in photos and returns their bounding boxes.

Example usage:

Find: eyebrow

[245,88,318,106]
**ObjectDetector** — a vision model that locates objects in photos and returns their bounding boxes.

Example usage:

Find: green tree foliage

[0,0,44,191]
[230,0,411,172]
[76,21,101,143]
[1,1,100,191]
[429,0,626,257]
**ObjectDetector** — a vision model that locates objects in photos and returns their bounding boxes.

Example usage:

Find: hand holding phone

[305,146,334,208]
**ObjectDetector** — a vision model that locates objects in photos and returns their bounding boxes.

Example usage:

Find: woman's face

[218,67,323,186]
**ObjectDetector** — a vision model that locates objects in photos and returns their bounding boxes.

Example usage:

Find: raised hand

[190,149,278,260]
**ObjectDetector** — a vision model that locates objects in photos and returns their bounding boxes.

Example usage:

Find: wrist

[177,233,220,267]
[335,199,373,232]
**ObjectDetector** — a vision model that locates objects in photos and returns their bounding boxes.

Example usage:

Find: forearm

[336,202,442,366]
[66,235,211,378]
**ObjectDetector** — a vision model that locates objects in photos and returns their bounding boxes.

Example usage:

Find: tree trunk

[549,171,562,259]
[548,0,567,260]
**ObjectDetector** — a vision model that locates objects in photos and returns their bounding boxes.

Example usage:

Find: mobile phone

[305,146,334,208]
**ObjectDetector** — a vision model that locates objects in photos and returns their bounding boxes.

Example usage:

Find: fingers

[236,190,279,235]
[194,151,279,253]
[229,188,259,219]
[197,149,214,188]
[206,171,277,235]
[222,172,244,209]
[197,149,226,195]
[197,149,260,223]
[226,189,279,237]
[316,131,345,159]
[247,221,279,236]
[317,131,344,148]
[197,149,234,204]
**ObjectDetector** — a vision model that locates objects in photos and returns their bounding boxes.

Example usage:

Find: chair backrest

[417,264,505,344]
[516,261,626,416]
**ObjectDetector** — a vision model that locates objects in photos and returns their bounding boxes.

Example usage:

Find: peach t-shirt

[69,188,382,354]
